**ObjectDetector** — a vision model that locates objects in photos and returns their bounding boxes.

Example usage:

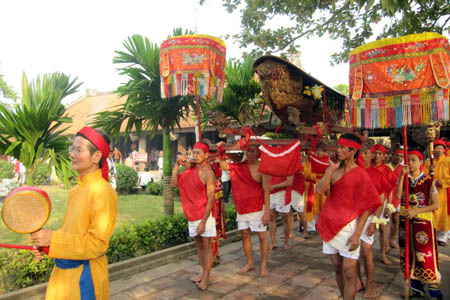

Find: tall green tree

[0,72,80,185]
[91,34,194,215]
[209,0,450,64]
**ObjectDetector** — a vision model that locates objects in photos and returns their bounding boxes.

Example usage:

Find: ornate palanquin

[253,55,346,127]
[160,34,226,101]
[349,32,450,129]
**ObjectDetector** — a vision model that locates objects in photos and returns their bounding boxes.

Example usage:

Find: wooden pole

[402,125,410,300]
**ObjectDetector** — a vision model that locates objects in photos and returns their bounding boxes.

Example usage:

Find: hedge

[0,206,237,294]
[116,164,138,195]
[33,163,51,185]
[0,160,14,179]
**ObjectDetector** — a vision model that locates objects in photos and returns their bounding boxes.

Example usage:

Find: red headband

[372,144,386,154]
[433,139,447,148]
[193,142,209,154]
[77,127,110,181]
[337,137,361,150]
[394,149,404,155]
[408,150,424,161]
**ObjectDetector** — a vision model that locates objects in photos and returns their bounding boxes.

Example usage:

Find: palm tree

[201,56,265,128]
[91,34,194,215]
[0,72,80,185]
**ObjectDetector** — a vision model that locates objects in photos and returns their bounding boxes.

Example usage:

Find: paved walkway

[109,228,450,300]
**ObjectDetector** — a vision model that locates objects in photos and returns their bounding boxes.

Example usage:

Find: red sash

[375,163,396,193]
[317,167,382,242]
[292,172,306,195]
[178,167,208,221]
[258,140,302,177]
[229,163,264,214]
[365,165,392,196]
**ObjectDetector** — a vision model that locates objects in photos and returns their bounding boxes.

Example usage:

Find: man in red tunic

[372,144,396,264]
[171,142,216,291]
[317,134,381,300]
[218,142,271,277]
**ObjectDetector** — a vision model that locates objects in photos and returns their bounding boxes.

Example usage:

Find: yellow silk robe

[46,169,118,300]
[303,161,327,222]
[425,156,450,231]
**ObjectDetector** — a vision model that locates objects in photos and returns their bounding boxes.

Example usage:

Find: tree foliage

[0,72,80,185]
[333,83,349,96]
[0,64,17,100]
[210,0,450,65]
[91,35,194,141]
[91,33,195,215]
[202,56,264,126]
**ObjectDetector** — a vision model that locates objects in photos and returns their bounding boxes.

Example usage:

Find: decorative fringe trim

[348,88,449,128]
[161,72,224,101]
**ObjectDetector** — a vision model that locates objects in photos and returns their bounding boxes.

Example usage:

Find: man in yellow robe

[31,127,118,300]
[425,139,450,246]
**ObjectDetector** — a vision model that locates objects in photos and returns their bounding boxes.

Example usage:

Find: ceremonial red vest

[178,167,208,221]
[229,163,264,214]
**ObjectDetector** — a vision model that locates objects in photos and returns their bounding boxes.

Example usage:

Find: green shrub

[55,167,78,187]
[33,163,51,185]
[0,250,54,293]
[116,164,138,195]
[225,205,238,231]
[145,181,163,195]
[0,160,14,179]
[107,225,139,263]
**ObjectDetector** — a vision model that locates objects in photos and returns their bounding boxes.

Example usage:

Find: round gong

[1,186,51,234]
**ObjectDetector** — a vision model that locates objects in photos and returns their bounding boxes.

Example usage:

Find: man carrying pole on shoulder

[172,142,216,291]
[217,141,271,277]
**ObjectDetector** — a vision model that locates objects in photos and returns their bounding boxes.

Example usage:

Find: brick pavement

[110,228,450,300]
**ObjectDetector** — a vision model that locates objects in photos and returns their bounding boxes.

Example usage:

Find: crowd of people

[22,126,447,299]
[172,133,448,299]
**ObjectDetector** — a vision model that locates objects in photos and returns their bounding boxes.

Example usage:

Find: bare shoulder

[199,164,215,182]
[330,168,344,185]
[249,162,262,182]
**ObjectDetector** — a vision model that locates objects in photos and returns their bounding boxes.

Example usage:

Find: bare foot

[196,280,208,291]
[260,266,269,277]
[303,232,310,239]
[400,288,420,297]
[356,279,364,292]
[270,244,278,250]
[284,243,293,250]
[381,256,392,265]
[363,286,378,299]
[389,240,399,249]
[190,274,202,283]
[238,264,255,274]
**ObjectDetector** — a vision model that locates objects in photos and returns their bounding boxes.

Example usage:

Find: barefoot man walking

[172,142,216,291]
[317,134,381,300]
[218,142,271,277]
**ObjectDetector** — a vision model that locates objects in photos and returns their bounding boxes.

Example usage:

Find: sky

[0,0,349,104]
